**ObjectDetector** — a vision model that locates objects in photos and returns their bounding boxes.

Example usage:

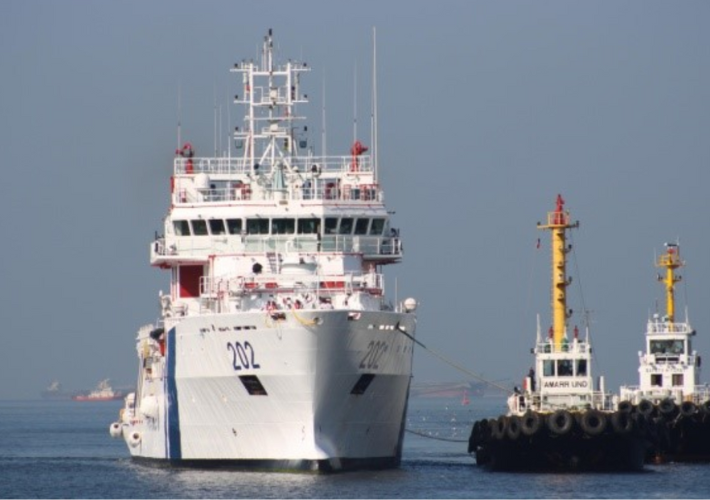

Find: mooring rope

[405,428,468,443]
[396,325,512,395]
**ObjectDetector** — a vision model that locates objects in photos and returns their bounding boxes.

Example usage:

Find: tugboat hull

[470,410,653,472]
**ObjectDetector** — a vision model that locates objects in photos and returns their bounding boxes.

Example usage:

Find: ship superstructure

[619,243,710,461]
[469,196,651,471]
[109,30,417,471]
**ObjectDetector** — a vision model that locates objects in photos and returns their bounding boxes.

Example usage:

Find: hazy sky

[2,0,709,399]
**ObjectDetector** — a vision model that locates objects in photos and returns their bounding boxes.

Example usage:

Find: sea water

[1,396,709,499]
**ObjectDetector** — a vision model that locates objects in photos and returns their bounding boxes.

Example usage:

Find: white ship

[109,30,417,471]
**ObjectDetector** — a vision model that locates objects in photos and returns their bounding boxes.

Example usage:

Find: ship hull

[638,404,710,463]
[120,309,415,471]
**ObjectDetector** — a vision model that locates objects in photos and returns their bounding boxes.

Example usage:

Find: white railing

[172,181,383,204]
[174,154,374,176]
[510,390,615,414]
[619,385,710,404]
[151,235,402,262]
[200,272,383,298]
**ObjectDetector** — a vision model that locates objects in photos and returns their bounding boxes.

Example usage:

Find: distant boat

[73,379,123,402]
[461,389,470,406]
[41,380,71,400]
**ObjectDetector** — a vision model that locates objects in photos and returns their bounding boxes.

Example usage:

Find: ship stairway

[266,251,279,273]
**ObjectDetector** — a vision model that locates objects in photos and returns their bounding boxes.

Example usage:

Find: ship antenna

[536,313,541,344]
[372,26,379,182]
[177,81,182,149]
[227,89,231,159]
[213,84,218,156]
[322,71,327,158]
[353,61,358,143]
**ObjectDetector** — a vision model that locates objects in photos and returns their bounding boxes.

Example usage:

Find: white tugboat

[109,30,418,471]
[74,379,123,402]
[619,243,710,462]
[468,195,652,471]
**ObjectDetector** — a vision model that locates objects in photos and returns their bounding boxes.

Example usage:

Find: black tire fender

[521,410,542,437]
[611,411,634,434]
[581,409,607,436]
[680,401,697,417]
[617,400,634,414]
[638,399,655,417]
[547,410,574,435]
[506,415,522,440]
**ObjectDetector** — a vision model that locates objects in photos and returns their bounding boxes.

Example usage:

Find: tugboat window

[576,359,587,376]
[651,339,684,355]
[651,374,663,386]
[557,360,573,376]
[173,220,191,236]
[672,374,684,386]
[543,360,554,376]
[191,220,208,236]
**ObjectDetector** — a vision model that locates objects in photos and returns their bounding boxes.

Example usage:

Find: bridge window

[272,218,295,235]
[557,360,573,376]
[173,220,190,236]
[226,218,242,235]
[324,217,338,235]
[370,218,385,236]
[576,359,587,376]
[651,340,684,355]
[543,360,554,376]
[354,218,370,235]
[191,220,208,236]
[339,218,354,235]
[208,219,225,235]
[672,374,684,386]
[247,218,269,235]
[298,218,320,234]
[651,374,663,386]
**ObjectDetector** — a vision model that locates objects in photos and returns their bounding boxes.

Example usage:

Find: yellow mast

[656,244,683,321]
[537,195,579,352]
